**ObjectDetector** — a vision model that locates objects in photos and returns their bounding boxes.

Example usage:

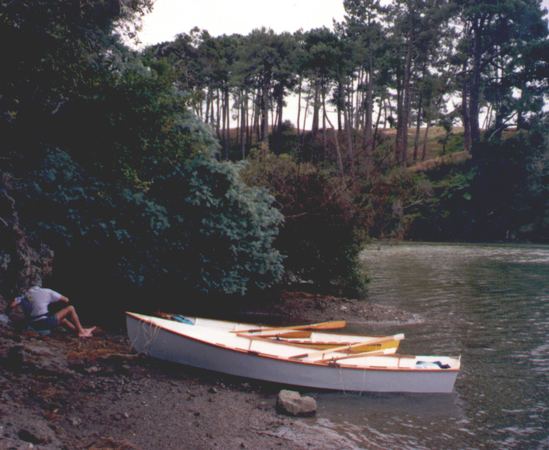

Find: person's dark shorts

[31,314,59,331]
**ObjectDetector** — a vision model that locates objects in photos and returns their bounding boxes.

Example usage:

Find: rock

[5,341,74,376]
[276,390,317,417]
[17,421,55,445]
[85,365,101,374]
[87,437,136,449]
[69,417,81,426]
[6,345,24,367]
[208,387,218,394]
[0,436,38,449]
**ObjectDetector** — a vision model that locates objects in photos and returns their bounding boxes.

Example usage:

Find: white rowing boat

[126,313,460,393]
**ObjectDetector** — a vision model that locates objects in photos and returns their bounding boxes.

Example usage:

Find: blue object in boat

[172,315,195,325]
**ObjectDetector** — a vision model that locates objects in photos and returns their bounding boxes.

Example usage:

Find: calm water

[315,242,549,449]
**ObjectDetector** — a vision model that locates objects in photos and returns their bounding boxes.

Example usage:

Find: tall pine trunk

[469,17,485,150]
[462,72,472,153]
[421,122,431,161]
[396,38,412,167]
[296,79,302,136]
[363,68,374,151]
[413,100,422,161]
[312,77,320,137]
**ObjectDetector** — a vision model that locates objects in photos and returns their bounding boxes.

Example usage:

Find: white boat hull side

[127,315,458,393]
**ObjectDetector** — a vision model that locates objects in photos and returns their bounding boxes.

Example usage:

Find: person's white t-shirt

[26,286,62,318]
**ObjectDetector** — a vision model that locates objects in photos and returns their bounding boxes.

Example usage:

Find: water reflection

[318,242,549,449]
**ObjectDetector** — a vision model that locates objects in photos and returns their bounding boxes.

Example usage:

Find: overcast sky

[137,0,346,46]
[137,0,549,47]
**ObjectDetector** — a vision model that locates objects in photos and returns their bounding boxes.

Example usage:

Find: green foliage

[13,148,284,311]
[242,154,368,295]
[0,0,152,150]
[407,123,548,242]
[364,169,433,239]
[58,61,219,182]
[148,155,284,296]
[470,126,548,241]
[0,1,286,311]
[406,167,477,241]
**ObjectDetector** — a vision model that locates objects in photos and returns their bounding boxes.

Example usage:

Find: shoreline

[0,292,417,449]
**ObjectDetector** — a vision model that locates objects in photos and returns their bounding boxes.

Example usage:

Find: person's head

[30,275,42,288]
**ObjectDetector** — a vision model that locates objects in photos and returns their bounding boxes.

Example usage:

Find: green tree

[454,0,548,151]
[0,0,153,154]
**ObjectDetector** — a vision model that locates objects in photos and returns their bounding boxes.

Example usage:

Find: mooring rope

[134,318,161,355]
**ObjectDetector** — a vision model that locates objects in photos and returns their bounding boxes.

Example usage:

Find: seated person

[8,286,96,338]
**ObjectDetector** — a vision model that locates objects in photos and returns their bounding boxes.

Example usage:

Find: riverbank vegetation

[1,0,548,314]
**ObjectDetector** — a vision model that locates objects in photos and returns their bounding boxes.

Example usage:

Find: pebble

[69,417,81,426]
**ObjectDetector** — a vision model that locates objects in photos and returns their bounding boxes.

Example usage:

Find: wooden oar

[237,329,312,339]
[289,333,405,360]
[233,320,347,334]
[317,349,387,364]
[271,337,401,353]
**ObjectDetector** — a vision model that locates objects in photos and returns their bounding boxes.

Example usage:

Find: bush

[149,155,284,296]
[11,148,284,315]
[405,124,548,242]
[470,127,548,241]
[242,153,367,296]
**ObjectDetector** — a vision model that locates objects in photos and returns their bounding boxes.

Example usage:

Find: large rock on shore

[276,390,317,417]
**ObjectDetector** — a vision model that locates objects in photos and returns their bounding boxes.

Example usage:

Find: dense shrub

[1,0,286,314]
[406,124,548,242]
[242,153,367,295]
[364,170,433,239]
[8,148,284,314]
[148,155,284,296]
[469,127,548,241]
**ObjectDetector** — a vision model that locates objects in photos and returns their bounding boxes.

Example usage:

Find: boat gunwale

[126,312,460,373]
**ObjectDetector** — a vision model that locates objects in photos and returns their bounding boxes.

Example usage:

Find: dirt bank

[0,292,417,449]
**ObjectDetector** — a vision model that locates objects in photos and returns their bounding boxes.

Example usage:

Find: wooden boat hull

[127,313,459,394]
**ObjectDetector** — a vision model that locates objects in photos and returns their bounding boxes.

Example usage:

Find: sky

[137,0,549,47]
[137,0,346,46]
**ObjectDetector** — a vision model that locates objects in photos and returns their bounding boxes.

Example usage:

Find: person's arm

[45,289,68,305]
[5,298,20,314]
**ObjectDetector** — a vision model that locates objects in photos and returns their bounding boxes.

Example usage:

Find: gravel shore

[0,292,417,449]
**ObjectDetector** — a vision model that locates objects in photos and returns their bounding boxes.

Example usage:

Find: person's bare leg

[55,306,95,337]
[61,318,76,332]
